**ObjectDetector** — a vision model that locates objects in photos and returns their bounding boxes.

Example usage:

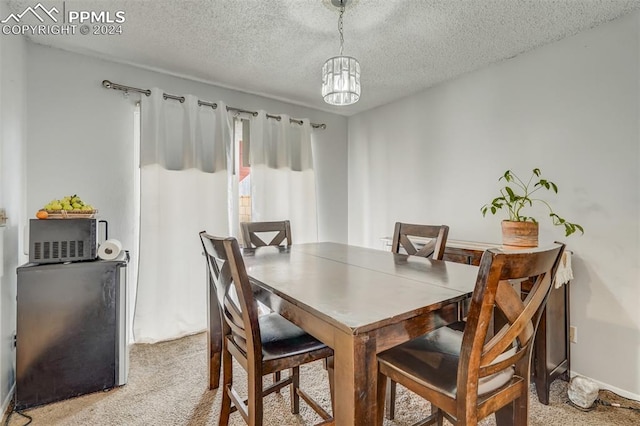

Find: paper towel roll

[98,239,123,260]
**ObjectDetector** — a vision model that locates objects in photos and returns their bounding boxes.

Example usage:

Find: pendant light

[322,0,360,106]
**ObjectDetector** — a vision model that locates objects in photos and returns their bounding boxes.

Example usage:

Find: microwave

[29,219,105,264]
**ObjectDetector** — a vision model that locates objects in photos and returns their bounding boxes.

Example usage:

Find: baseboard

[570,371,640,402]
[1,384,15,422]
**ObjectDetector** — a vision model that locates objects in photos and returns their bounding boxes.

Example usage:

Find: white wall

[0,1,27,412]
[349,12,640,398]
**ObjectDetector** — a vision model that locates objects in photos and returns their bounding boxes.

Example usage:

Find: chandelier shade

[322,56,361,106]
[322,0,360,106]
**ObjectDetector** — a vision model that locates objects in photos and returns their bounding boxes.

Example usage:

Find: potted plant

[481,168,584,247]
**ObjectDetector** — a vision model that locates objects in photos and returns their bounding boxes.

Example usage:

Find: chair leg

[210,350,221,390]
[514,395,529,426]
[273,372,281,393]
[376,370,387,426]
[435,407,444,426]
[290,367,300,414]
[218,348,233,426]
[209,286,224,390]
[495,397,530,426]
[325,358,335,415]
[495,401,512,425]
[385,380,396,419]
[247,368,264,426]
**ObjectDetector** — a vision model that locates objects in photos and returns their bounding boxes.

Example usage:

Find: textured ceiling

[7,0,640,116]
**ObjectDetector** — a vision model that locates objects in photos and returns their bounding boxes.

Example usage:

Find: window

[234,117,251,245]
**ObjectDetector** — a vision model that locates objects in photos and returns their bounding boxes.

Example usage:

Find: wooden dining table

[209,242,480,425]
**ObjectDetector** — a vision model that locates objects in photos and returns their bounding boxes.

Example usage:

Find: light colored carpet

[5,332,639,425]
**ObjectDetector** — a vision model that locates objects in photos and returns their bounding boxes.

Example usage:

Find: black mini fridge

[15,255,129,410]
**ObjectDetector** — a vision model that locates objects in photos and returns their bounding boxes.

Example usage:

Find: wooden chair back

[391,222,449,259]
[458,242,566,420]
[200,233,262,365]
[241,220,292,248]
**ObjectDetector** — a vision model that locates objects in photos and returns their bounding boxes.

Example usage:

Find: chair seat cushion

[378,322,515,398]
[259,313,328,361]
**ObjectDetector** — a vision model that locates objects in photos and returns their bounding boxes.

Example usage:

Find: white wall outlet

[569,325,577,343]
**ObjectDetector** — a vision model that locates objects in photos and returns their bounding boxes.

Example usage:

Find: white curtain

[135,89,233,343]
[249,112,318,243]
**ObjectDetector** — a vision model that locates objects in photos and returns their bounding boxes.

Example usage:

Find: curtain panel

[135,89,233,343]
[249,111,318,243]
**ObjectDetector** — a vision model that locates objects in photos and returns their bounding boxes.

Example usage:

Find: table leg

[208,277,222,390]
[333,331,378,425]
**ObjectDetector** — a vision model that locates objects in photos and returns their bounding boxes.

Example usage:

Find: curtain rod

[102,80,327,130]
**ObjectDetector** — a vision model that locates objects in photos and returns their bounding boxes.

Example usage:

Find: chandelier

[322,0,360,106]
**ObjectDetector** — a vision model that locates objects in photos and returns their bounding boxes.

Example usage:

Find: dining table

[209,242,480,425]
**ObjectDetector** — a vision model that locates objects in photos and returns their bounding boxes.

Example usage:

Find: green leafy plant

[481,168,584,237]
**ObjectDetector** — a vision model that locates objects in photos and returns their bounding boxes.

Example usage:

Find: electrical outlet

[569,326,577,343]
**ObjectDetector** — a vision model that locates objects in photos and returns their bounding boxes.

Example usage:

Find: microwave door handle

[99,220,109,243]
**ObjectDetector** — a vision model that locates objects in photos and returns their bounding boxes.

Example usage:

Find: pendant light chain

[338,6,345,56]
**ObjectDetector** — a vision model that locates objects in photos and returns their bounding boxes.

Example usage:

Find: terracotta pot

[501,220,539,248]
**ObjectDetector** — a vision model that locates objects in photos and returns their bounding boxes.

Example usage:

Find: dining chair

[391,222,449,259]
[376,242,566,426]
[199,232,334,426]
[241,220,292,249]
[387,221,450,419]
[240,220,293,385]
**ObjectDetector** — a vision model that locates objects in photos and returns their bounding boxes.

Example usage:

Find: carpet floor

[5,332,639,425]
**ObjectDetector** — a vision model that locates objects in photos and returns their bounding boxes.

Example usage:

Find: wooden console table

[380,237,571,404]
